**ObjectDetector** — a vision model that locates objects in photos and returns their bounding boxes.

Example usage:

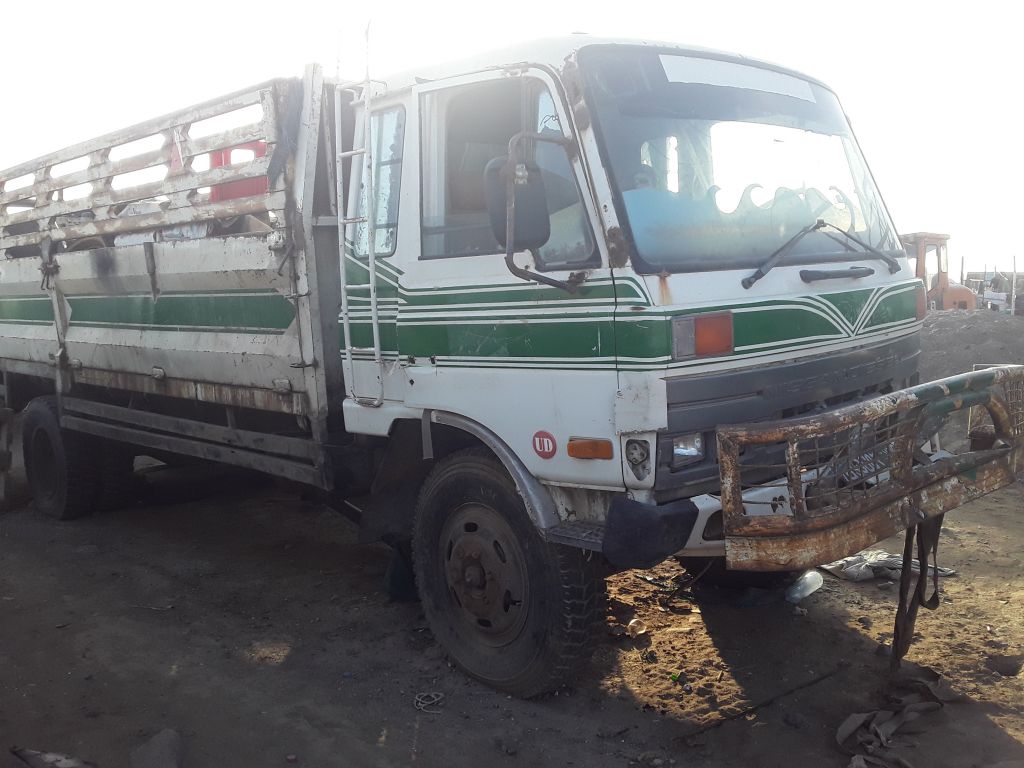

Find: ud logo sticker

[532,431,557,459]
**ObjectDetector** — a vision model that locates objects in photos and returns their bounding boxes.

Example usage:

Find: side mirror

[484,155,550,252]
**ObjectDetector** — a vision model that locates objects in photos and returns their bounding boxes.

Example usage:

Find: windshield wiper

[742,219,902,289]
[741,219,826,289]
[817,222,902,274]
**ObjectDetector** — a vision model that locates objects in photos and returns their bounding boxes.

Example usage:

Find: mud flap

[603,496,699,571]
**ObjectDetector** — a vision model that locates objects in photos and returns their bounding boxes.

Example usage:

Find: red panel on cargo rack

[209,141,268,202]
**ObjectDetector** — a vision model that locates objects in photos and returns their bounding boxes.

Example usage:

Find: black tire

[21,396,100,520]
[412,448,605,698]
[97,443,137,511]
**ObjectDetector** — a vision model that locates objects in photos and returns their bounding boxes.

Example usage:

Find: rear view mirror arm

[502,131,582,294]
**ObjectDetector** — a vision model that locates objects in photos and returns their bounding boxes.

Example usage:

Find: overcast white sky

[3,0,1020,273]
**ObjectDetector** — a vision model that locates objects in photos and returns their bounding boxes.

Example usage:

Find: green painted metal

[0,272,919,370]
[65,290,295,333]
[339,276,922,369]
[0,296,53,324]
[820,287,875,328]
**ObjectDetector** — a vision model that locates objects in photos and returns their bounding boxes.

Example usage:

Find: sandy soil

[0,312,1021,767]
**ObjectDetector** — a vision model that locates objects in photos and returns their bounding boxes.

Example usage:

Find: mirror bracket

[499,131,582,294]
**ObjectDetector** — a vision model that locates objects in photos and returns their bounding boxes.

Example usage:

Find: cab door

[391,70,623,489]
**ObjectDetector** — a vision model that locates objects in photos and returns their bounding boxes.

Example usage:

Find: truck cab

[340,38,922,565]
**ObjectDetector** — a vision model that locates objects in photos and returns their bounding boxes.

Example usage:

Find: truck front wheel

[412,448,605,698]
[22,397,100,520]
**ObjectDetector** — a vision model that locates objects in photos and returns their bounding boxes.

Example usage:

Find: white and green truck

[1,37,1021,696]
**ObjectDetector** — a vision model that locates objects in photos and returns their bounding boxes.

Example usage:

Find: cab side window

[351,106,406,258]
[419,78,596,269]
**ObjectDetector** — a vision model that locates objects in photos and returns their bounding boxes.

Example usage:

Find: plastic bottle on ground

[785,570,824,604]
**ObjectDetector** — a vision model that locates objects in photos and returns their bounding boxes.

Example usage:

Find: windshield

[579,48,902,273]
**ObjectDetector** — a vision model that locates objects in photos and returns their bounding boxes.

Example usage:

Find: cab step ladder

[334,78,385,407]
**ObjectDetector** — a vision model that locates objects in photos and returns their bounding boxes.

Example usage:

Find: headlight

[671,432,705,468]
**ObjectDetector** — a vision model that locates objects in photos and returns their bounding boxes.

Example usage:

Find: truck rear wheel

[22,396,100,520]
[412,448,605,698]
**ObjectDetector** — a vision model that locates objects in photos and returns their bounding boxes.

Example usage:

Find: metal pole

[335,86,356,399]
[362,26,384,407]
[1013,255,1018,316]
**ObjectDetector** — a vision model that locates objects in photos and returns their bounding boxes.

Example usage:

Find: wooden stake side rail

[0,78,301,259]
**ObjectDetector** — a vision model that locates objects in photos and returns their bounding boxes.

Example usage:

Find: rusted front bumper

[716,366,1024,571]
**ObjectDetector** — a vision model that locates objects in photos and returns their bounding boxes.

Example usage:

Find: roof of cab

[374,35,828,93]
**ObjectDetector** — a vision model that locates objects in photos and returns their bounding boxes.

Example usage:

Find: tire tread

[22,396,100,520]
[412,447,605,698]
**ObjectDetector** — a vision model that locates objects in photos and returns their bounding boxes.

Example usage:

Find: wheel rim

[28,427,58,502]
[439,502,530,648]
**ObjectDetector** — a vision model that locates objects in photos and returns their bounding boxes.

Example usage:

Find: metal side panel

[0,256,60,367]
[42,236,313,413]
[62,414,326,488]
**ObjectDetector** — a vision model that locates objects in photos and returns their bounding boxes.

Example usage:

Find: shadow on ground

[1,461,1022,767]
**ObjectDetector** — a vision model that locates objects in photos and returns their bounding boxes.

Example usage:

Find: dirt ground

[1,312,1022,767]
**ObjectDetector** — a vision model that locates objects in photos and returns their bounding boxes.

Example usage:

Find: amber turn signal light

[694,312,734,357]
[566,438,614,460]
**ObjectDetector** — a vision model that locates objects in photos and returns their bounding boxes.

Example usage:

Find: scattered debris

[635,574,676,591]
[836,666,960,768]
[9,748,97,768]
[627,618,648,638]
[413,691,445,713]
[785,571,824,604]
[984,654,1024,677]
[821,549,956,582]
[130,728,181,768]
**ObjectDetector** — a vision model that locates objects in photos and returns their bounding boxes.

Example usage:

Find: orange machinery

[901,232,978,311]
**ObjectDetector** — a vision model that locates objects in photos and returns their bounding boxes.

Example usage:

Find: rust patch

[657,271,672,305]
[725,458,1016,570]
[72,367,306,416]
[606,226,631,269]
[716,365,1024,569]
